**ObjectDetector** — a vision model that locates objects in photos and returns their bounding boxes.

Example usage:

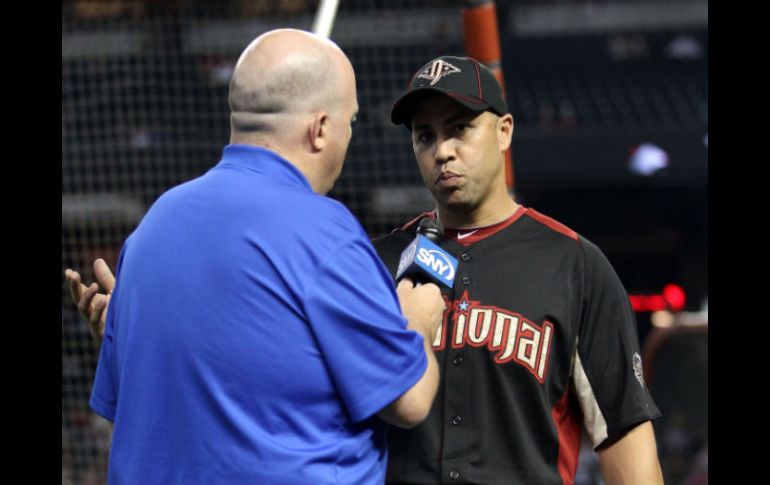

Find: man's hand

[396,278,445,342]
[65,258,116,342]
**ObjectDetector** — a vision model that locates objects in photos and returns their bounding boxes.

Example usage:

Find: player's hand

[65,258,116,342]
[396,278,445,341]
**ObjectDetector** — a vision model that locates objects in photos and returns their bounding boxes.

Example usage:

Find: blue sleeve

[304,236,428,423]
[89,243,128,422]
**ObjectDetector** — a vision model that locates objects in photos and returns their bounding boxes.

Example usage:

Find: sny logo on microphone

[395,235,458,288]
[409,236,457,287]
[416,248,455,283]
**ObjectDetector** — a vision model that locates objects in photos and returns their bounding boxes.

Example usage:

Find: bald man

[72,29,444,485]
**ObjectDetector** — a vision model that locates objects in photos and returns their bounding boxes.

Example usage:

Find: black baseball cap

[391,55,508,128]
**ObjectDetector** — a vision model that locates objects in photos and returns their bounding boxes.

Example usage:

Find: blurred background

[62,1,708,483]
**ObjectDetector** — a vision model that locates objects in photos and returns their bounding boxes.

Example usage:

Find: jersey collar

[444,206,527,246]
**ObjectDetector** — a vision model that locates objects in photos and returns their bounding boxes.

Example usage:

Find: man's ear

[498,113,514,152]
[308,111,329,152]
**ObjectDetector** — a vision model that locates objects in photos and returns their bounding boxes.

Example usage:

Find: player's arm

[65,258,115,342]
[576,239,664,483]
[596,420,664,485]
[377,279,442,429]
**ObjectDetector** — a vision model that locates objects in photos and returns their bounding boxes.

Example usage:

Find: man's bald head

[228,29,354,138]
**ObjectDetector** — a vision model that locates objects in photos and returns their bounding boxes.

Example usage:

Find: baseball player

[66,54,664,485]
[376,56,664,484]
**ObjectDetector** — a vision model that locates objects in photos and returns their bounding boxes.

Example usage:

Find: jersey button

[451,415,463,426]
[449,470,460,480]
[452,355,463,366]
[461,276,471,285]
[460,253,470,262]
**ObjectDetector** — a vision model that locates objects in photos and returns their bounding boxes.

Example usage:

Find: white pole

[312,0,340,38]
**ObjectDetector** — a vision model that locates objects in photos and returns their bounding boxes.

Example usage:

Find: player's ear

[308,111,329,152]
[497,113,513,152]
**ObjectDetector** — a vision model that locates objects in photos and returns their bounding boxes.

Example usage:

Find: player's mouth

[436,171,462,189]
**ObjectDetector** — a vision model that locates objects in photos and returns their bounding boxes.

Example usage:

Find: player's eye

[415,131,434,145]
[453,123,470,135]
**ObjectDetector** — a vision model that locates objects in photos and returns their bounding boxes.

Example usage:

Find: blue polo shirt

[90,145,427,485]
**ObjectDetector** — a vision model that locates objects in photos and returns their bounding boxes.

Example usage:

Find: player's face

[411,95,509,213]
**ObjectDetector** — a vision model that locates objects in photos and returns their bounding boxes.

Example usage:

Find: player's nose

[434,136,456,164]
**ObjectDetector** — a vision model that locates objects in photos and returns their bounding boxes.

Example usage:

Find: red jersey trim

[525,208,579,241]
[398,210,437,233]
[445,205,526,246]
[551,386,582,485]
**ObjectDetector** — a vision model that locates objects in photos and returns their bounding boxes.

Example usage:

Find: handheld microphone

[416,217,442,243]
[395,218,457,288]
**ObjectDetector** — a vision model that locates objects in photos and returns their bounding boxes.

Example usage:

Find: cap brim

[390,87,491,128]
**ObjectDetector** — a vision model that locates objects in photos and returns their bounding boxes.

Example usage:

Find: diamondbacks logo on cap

[417,59,461,86]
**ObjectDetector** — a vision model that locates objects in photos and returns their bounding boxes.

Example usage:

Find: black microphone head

[417,217,443,243]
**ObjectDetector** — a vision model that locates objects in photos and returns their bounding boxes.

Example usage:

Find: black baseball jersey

[373,206,660,485]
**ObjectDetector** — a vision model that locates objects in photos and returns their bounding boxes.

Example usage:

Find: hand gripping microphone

[395,218,458,288]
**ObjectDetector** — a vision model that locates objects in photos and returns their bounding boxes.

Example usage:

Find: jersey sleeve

[573,237,661,448]
[89,242,129,422]
[304,236,428,423]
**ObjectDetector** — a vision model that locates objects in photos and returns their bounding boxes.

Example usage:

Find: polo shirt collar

[217,144,313,192]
